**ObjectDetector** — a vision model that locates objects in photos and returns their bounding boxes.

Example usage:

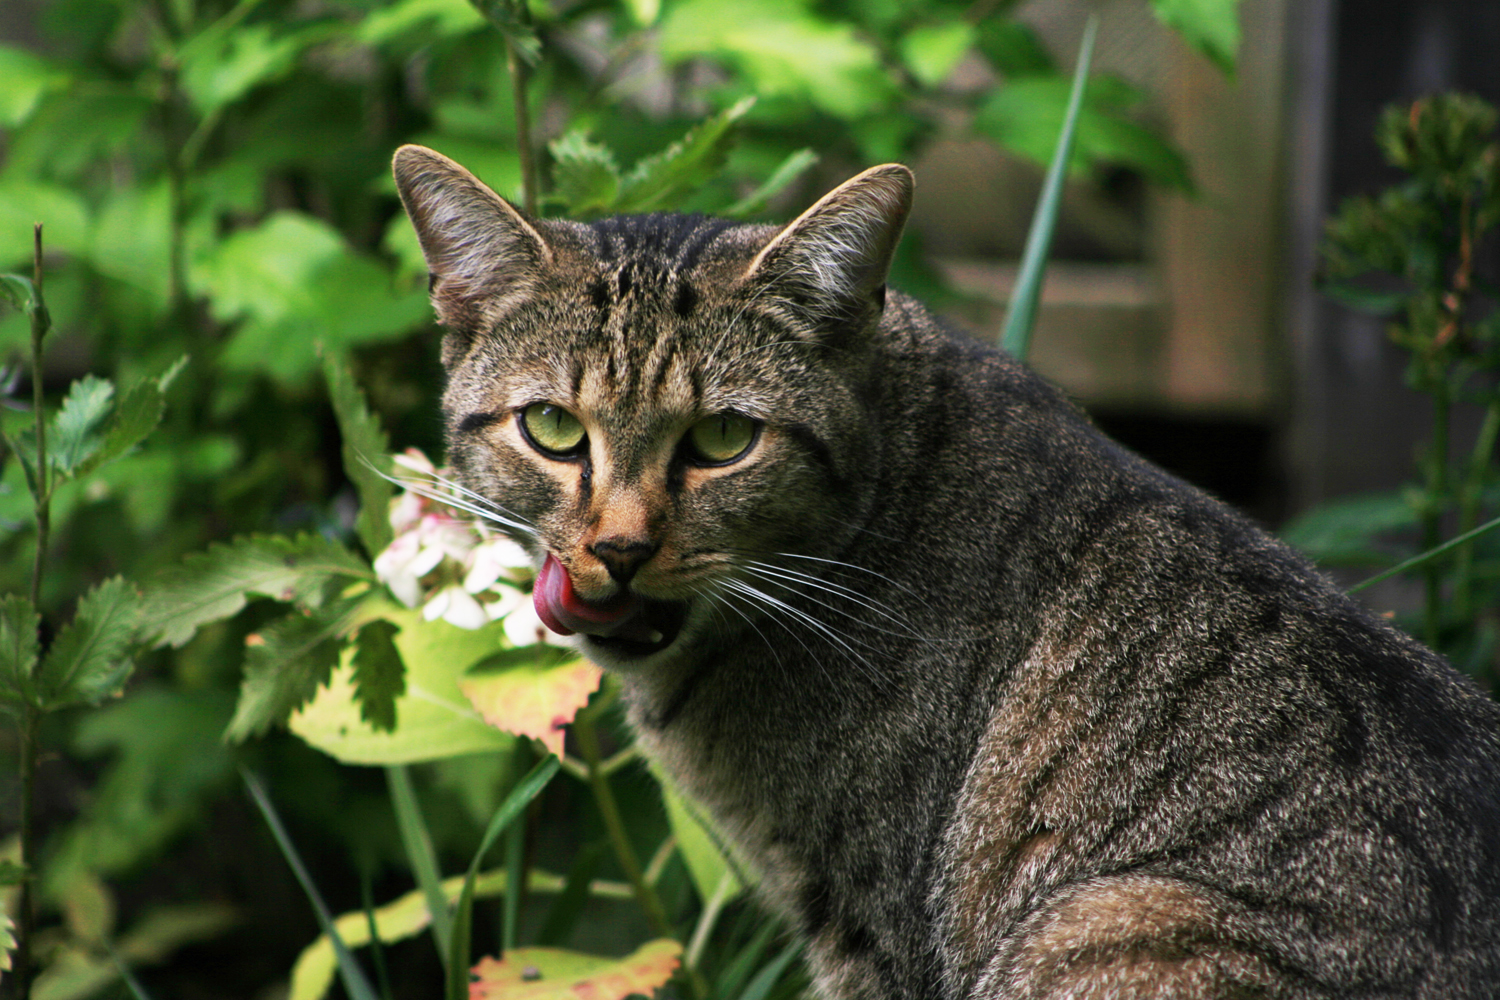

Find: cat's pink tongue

[534,553,650,640]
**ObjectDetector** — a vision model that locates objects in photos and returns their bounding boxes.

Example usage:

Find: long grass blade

[1000,14,1099,361]
[386,765,453,965]
[1348,513,1500,594]
[242,768,379,1000]
[736,937,804,1000]
[446,754,562,1000]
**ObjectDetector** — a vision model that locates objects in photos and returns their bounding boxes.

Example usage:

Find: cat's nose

[590,537,658,584]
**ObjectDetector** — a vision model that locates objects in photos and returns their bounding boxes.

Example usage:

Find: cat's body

[393,146,1500,999]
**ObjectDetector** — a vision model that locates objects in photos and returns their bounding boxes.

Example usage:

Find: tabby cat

[392,144,1500,999]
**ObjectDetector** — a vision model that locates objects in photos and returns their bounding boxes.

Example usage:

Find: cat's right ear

[392,144,552,333]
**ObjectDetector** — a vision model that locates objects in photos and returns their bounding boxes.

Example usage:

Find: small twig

[506,34,538,215]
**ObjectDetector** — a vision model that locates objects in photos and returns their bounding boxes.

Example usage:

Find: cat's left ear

[741,163,913,334]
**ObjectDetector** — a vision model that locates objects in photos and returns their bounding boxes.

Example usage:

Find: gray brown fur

[394,145,1500,999]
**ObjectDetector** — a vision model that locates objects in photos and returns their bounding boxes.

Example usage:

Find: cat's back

[882,307,1500,997]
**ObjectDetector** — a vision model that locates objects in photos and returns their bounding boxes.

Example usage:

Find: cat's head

[393,145,912,668]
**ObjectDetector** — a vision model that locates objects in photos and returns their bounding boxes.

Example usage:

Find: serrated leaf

[1150,0,1240,76]
[227,596,367,741]
[469,940,682,1000]
[323,353,393,557]
[615,97,756,214]
[459,648,601,757]
[49,375,115,477]
[290,602,516,764]
[0,594,40,706]
[352,619,404,732]
[38,576,139,709]
[547,132,621,218]
[74,358,184,479]
[724,148,818,217]
[899,22,975,89]
[139,533,372,649]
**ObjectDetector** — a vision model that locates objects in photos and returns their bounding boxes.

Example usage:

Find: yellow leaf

[459,656,602,757]
[469,940,681,1000]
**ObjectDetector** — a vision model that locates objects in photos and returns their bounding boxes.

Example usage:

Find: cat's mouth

[534,554,687,657]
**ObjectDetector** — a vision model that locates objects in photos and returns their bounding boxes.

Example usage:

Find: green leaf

[1281,490,1420,565]
[357,0,486,45]
[467,940,682,1000]
[352,619,404,733]
[0,45,70,127]
[88,181,173,316]
[975,74,1193,192]
[899,22,975,89]
[1,274,39,316]
[289,603,516,765]
[179,21,334,115]
[0,595,40,707]
[548,132,622,217]
[323,353,394,557]
[49,375,115,477]
[616,97,757,214]
[1150,0,1240,76]
[75,357,185,479]
[1317,280,1408,316]
[227,595,367,741]
[139,533,372,649]
[0,180,90,267]
[38,576,138,709]
[660,0,892,119]
[723,148,819,217]
[975,19,1056,79]
[654,764,747,904]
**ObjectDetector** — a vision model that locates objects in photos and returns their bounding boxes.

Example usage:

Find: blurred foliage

[1288,92,1500,683]
[0,0,1238,995]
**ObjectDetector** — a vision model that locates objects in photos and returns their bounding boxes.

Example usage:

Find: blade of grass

[713,918,780,1000]
[1000,14,1098,361]
[446,754,561,1000]
[1348,513,1500,594]
[386,765,453,966]
[361,870,396,1000]
[242,768,379,1000]
[736,937,804,1000]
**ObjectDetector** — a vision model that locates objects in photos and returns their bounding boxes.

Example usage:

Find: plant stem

[572,707,706,1000]
[28,225,50,609]
[507,36,538,216]
[15,703,40,1000]
[1421,378,1450,647]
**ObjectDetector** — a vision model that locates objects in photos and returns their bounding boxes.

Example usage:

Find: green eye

[687,413,758,465]
[520,403,586,457]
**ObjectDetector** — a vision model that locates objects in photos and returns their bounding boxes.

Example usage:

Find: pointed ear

[392,144,552,333]
[742,163,913,333]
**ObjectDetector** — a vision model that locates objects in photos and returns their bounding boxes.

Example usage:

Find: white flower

[502,598,565,648]
[463,536,532,593]
[422,585,490,630]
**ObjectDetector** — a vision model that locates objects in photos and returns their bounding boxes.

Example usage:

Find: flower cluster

[372,450,560,647]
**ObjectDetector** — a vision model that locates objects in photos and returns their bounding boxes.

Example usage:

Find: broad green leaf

[44,688,235,895]
[38,576,138,709]
[468,0,542,65]
[459,648,601,756]
[0,45,70,127]
[0,274,38,316]
[88,181,173,315]
[975,19,1056,79]
[1281,490,1420,565]
[289,868,592,1000]
[0,181,89,268]
[548,132,621,217]
[622,0,661,26]
[351,619,404,732]
[468,941,682,1000]
[289,603,516,764]
[48,375,115,476]
[227,596,368,741]
[139,533,372,649]
[654,764,746,904]
[1150,0,1240,76]
[0,595,40,706]
[975,74,1193,191]
[323,353,394,557]
[74,357,186,479]
[615,97,757,214]
[357,0,486,45]
[660,0,891,119]
[899,23,975,89]
[179,22,333,115]
[723,148,818,217]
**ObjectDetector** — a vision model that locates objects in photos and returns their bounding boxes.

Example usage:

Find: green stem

[506,36,538,216]
[573,707,705,999]
[28,225,50,609]
[15,704,40,1000]
[1454,398,1500,620]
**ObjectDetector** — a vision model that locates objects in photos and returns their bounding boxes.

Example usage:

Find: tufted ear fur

[392,144,552,335]
[741,163,913,335]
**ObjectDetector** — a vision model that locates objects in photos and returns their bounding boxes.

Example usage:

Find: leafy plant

[1287,92,1500,681]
